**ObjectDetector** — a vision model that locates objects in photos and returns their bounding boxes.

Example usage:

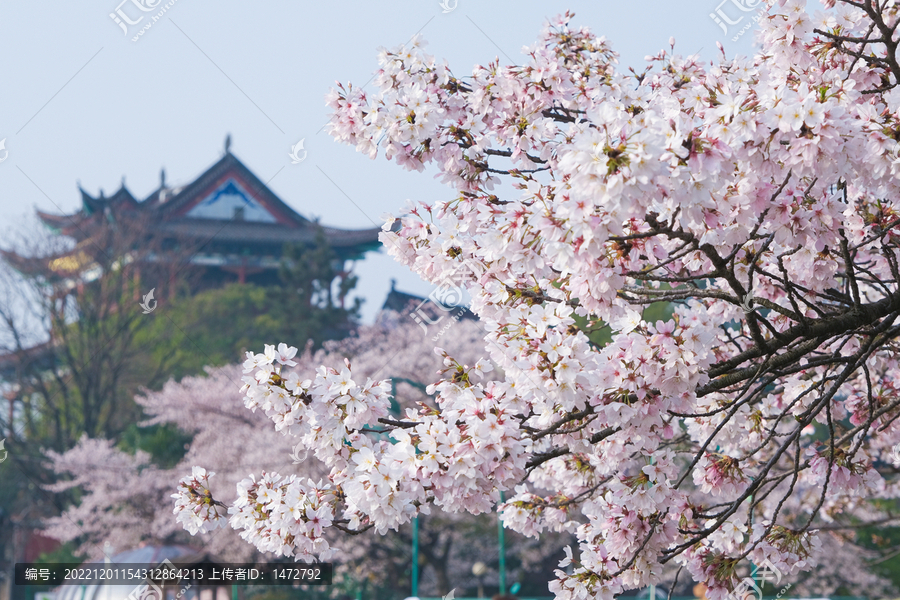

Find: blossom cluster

[49,318,559,594]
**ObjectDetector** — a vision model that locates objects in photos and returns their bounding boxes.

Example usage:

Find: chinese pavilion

[1,140,383,296]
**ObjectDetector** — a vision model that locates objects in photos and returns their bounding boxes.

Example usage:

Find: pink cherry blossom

[172,4,900,597]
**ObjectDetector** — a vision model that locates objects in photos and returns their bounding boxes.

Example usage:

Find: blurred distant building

[2,138,382,294]
[378,279,478,332]
[0,138,385,380]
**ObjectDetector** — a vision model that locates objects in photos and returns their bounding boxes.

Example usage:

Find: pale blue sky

[0,0,760,323]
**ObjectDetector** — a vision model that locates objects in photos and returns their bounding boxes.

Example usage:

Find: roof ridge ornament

[224,134,232,155]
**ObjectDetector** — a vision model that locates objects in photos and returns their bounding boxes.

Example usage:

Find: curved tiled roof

[156,219,383,248]
[11,146,386,277]
[33,149,376,244]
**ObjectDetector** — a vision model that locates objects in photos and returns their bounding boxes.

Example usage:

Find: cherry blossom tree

[45,317,565,596]
[43,364,295,563]
[175,2,900,598]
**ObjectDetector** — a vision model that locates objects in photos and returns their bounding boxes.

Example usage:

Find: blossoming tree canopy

[174,2,900,598]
